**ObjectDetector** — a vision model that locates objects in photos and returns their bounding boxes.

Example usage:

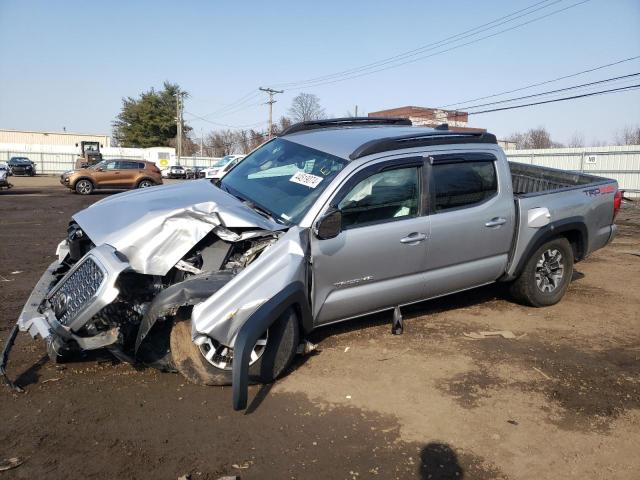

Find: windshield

[88,160,107,170]
[10,158,31,165]
[213,156,234,167]
[220,138,347,225]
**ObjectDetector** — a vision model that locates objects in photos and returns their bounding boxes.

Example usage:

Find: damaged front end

[3,181,310,408]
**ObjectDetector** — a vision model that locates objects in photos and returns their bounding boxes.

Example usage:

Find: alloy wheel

[535,248,565,293]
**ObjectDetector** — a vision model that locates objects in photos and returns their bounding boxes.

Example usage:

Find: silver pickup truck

[2,118,622,410]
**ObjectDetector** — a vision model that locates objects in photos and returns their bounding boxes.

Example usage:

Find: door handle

[485,217,506,227]
[400,233,427,244]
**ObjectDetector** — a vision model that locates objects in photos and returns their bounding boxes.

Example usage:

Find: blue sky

[0,0,638,144]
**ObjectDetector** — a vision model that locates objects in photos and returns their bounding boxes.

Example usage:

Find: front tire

[74,179,94,195]
[170,308,300,386]
[510,237,574,307]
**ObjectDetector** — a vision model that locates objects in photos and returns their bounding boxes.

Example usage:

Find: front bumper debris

[1,260,58,391]
[2,246,129,391]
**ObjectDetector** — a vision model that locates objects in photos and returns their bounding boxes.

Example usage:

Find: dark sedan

[8,157,36,176]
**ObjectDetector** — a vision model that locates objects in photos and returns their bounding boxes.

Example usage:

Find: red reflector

[613,189,623,221]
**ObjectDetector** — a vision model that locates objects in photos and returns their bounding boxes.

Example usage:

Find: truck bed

[505,161,618,280]
[509,162,607,196]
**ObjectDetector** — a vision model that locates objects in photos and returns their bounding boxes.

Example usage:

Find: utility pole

[200,128,203,157]
[176,91,185,163]
[259,87,284,139]
[355,105,358,117]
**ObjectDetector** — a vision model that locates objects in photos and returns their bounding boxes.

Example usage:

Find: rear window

[432,161,497,212]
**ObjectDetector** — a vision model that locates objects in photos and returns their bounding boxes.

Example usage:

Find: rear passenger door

[424,152,515,297]
[119,161,144,186]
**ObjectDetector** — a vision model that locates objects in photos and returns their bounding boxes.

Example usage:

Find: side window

[432,161,497,212]
[105,161,118,170]
[338,167,419,229]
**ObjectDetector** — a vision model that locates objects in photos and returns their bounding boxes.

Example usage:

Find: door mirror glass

[315,209,342,240]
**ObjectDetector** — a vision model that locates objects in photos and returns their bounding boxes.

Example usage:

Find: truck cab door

[424,151,515,297]
[310,158,429,325]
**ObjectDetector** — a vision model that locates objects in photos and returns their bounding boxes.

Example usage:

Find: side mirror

[96,167,104,172]
[314,209,342,240]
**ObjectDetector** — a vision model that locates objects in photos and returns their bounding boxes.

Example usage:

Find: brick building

[368,106,484,132]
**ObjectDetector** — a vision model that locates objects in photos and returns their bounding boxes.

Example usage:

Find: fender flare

[232,281,312,411]
[509,216,588,280]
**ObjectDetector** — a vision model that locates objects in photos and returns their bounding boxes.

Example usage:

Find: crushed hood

[73,180,283,275]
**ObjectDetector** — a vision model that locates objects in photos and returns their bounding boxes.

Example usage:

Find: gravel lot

[1,177,639,479]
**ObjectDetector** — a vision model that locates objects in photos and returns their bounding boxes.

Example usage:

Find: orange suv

[60,159,163,195]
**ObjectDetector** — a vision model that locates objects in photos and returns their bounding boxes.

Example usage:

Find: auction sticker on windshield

[290,171,323,188]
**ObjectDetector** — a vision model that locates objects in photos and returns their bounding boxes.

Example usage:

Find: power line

[273,0,562,88]
[273,0,591,90]
[440,55,640,108]
[467,84,640,115]
[184,110,267,129]
[196,90,261,118]
[462,72,640,110]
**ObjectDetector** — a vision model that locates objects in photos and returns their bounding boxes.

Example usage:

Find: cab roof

[279,118,496,160]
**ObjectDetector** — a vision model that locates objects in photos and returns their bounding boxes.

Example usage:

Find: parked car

[202,154,244,180]
[5,118,621,411]
[8,157,36,176]
[0,162,12,189]
[166,165,187,179]
[192,166,207,179]
[59,159,162,195]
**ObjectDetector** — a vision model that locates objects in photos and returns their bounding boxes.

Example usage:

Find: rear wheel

[137,179,154,189]
[510,237,574,307]
[170,308,299,386]
[74,179,94,195]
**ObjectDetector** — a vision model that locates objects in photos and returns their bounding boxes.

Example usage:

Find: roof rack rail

[279,117,412,136]
[349,131,497,160]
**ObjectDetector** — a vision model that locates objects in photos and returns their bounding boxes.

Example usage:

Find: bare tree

[615,126,640,145]
[506,127,560,149]
[567,132,585,148]
[288,93,326,122]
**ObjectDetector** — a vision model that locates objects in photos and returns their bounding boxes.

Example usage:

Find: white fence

[3,143,639,197]
[504,145,640,197]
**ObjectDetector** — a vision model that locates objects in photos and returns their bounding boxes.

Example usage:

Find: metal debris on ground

[463,330,517,340]
[297,340,318,355]
[0,457,23,472]
[532,366,552,380]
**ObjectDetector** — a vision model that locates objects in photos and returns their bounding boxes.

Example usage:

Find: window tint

[432,161,497,212]
[338,167,419,229]
[118,161,136,169]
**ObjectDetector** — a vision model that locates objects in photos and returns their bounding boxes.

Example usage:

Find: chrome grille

[49,257,105,325]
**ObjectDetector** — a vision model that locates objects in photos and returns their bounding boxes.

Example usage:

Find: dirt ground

[1,177,638,480]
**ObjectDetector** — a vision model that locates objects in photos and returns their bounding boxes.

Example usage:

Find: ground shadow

[14,354,49,388]
[245,382,274,415]
[419,443,464,479]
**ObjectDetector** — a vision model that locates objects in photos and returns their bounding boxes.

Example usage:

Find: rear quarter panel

[507,181,617,277]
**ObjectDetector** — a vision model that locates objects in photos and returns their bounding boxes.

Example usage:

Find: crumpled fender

[191,227,311,347]
[134,271,235,353]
